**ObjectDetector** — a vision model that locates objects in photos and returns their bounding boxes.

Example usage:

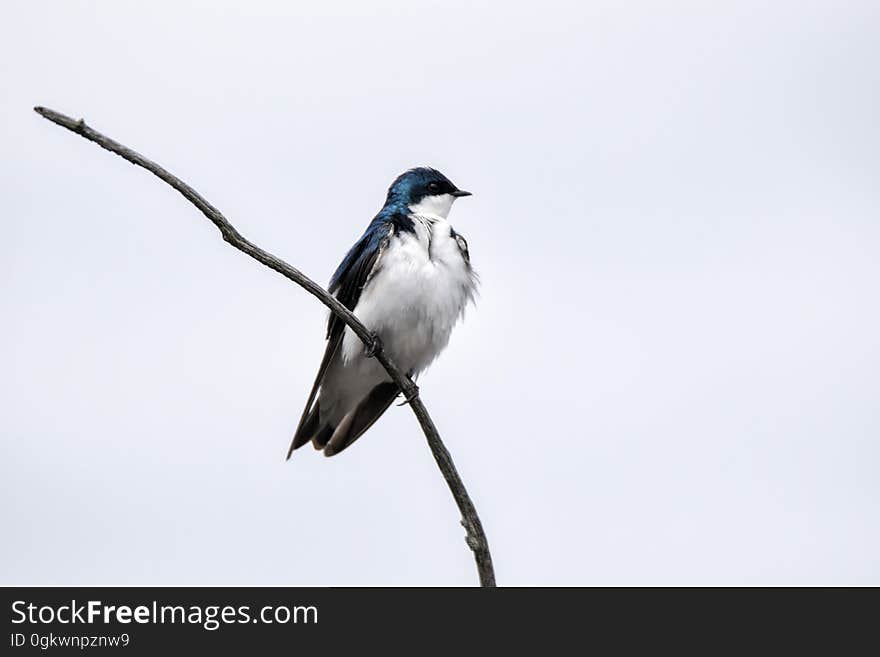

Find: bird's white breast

[341,214,476,376]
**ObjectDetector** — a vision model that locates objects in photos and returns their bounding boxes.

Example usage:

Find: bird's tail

[288,382,399,458]
[287,402,325,458]
[323,382,398,456]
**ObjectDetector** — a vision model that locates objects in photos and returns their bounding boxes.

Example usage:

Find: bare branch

[33,106,496,587]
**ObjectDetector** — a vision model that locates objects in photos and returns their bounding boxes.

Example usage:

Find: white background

[2,0,878,584]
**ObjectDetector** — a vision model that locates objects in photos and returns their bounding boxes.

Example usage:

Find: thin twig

[34,106,496,587]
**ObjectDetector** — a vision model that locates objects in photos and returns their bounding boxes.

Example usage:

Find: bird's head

[384,167,471,219]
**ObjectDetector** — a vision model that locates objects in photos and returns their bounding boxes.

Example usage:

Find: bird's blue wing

[287,218,392,458]
[326,218,392,341]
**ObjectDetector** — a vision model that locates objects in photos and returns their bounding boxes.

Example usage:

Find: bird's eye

[427,182,440,193]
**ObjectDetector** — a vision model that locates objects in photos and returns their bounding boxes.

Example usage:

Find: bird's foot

[396,381,420,406]
[364,333,382,358]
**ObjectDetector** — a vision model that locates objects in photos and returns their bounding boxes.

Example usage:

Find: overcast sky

[2,0,878,585]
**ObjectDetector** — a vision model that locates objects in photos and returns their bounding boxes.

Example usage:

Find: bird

[287,167,477,458]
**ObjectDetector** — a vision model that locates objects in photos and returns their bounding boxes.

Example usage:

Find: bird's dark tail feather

[323,382,399,457]
[288,403,322,457]
[288,383,399,458]
[287,335,342,460]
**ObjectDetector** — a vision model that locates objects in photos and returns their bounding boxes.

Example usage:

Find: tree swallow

[287,167,476,458]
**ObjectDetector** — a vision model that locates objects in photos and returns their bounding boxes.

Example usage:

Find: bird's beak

[452,190,472,198]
